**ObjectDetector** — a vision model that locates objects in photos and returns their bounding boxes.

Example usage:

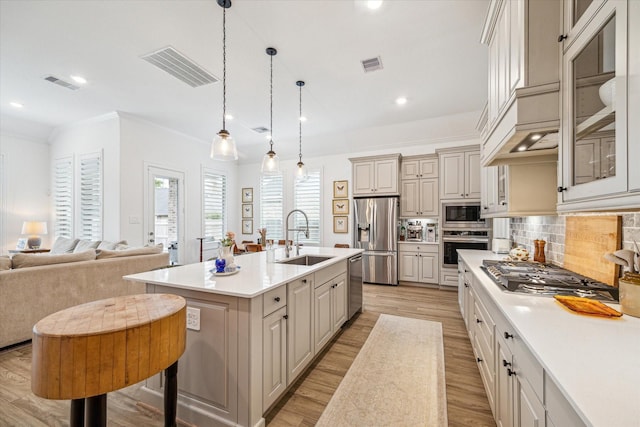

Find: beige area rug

[316,314,448,427]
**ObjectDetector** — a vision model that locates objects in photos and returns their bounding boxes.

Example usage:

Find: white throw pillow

[74,239,101,253]
[50,237,80,254]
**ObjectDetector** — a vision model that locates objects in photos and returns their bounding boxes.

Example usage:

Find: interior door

[145,165,185,264]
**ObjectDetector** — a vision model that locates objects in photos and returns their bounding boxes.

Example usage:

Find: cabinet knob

[558,34,567,42]
[502,359,512,367]
[477,357,483,363]
[504,332,514,339]
[557,186,567,193]
[483,206,488,210]
[464,283,469,288]
[461,193,464,197]
[302,279,307,283]
[465,193,469,197]
[507,368,516,377]
[500,201,506,206]
[283,314,289,320]
[274,296,280,302]
[476,318,482,324]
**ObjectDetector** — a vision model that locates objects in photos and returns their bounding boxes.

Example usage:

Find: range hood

[480,82,560,167]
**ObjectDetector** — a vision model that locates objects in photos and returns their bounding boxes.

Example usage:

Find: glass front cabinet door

[559,0,639,210]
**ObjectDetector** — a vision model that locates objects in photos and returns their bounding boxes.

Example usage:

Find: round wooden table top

[32,294,187,400]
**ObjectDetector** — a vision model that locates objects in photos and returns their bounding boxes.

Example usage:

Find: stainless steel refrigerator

[353,197,398,285]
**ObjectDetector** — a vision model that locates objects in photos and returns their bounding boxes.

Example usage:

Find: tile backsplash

[510,213,639,266]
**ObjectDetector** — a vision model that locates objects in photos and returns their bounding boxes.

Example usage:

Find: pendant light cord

[298,84,302,163]
[269,53,274,151]
[222,6,227,131]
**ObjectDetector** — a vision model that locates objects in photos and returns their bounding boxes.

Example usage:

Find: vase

[219,246,236,272]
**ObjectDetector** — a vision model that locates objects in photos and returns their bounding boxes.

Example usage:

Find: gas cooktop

[481,260,619,302]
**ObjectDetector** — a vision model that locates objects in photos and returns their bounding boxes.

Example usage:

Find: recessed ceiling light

[517,145,527,151]
[367,0,383,10]
[530,134,542,141]
[70,75,87,85]
[10,102,24,109]
[299,116,307,122]
[396,97,407,105]
[225,114,234,120]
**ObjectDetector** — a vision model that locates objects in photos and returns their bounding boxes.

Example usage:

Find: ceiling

[0,0,489,163]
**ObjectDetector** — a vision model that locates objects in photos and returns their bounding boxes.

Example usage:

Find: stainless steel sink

[277,255,334,266]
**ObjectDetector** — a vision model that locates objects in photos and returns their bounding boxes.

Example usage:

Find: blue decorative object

[215,258,226,273]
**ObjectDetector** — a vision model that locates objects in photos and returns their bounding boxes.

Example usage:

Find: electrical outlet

[186,307,200,331]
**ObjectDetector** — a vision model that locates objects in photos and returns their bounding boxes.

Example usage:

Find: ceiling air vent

[141,46,219,88]
[361,56,383,73]
[252,126,270,134]
[44,75,80,90]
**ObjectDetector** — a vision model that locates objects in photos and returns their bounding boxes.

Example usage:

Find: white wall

[119,115,238,264]
[0,132,50,254]
[237,137,481,248]
[49,113,121,241]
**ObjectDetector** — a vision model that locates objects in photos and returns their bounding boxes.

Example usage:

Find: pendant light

[210,0,238,161]
[295,80,309,181]
[261,47,280,174]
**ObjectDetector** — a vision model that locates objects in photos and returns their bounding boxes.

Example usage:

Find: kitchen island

[124,246,362,427]
[457,250,640,427]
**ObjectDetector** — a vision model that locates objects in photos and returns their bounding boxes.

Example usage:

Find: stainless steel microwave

[442,202,485,228]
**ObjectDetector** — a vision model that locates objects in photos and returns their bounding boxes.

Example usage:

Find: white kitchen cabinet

[401,156,438,179]
[398,243,439,285]
[558,0,640,211]
[438,148,481,200]
[400,178,438,217]
[313,270,348,354]
[286,275,313,385]
[262,306,287,410]
[350,154,401,196]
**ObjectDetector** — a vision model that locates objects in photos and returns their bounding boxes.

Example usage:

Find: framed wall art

[16,238,27,250]
[333,180,348,198]
[242,187,254,203]
[332,199,349,215]
[242,204,253,218]
[242,219,253,235]
[333,216,348,234]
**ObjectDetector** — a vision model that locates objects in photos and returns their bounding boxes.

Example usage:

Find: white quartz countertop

[125,247,363,298]
[457,250,640,427]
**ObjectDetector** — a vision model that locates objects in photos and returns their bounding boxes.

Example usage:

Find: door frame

[144,163,186,264]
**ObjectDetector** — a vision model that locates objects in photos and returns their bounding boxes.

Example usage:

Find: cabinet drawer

[513,338,544,402]
[314,261,347,287]
[263,286,287,317]
[473,297,495,359]
[398,243,438,253]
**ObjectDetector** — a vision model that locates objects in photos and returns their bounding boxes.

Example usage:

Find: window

[78,153,102,240]
[260,173,284,240]
[54,157,73,238]
[294,171,321,245]
[203,170,227,240]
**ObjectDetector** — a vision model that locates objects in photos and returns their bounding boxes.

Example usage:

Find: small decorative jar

[509,247,530,261]
[619,272,640,318]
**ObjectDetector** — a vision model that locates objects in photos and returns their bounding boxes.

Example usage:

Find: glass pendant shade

[211,129,238,160]
[295,160,309,181]
[261,149,280,174]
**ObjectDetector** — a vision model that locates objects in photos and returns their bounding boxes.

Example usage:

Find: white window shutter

[79,153,102,240]
[260,173,284,240]
[54,157,73,238]
[294,171,321,246]
[203,170,227,240]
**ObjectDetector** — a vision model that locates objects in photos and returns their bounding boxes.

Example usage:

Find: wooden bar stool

[32,294,187,427]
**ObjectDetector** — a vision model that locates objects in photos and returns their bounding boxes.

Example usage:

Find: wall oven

[442,230,489,267]
[442,202,485,228]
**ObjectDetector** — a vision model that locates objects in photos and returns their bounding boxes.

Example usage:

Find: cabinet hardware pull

[283,314,289,320]
[483,206,488,210]
[476,318,482,324]
[507,368,516,376]
[464,283,469,288]
[477,357,483,363]
[504,332,514,339]
[500,201,506,206]
[503,359,511,367]
[302,279,307,283]
[558,34,567,42]
[557,186,567,193]
[466,193,469,196]
[461,193,464,197]
[274,297,280,302]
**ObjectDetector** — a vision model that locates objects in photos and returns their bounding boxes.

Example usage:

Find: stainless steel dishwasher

[348,254,363,319]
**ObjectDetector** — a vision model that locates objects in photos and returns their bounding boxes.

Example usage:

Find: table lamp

[22,221,48,249]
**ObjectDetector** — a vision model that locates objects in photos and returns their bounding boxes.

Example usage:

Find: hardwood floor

[0,284,495,427]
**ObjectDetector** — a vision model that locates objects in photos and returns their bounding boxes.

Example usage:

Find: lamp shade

[21,221,48,235]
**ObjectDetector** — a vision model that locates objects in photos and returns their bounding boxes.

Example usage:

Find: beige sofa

[0,251,169,348]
